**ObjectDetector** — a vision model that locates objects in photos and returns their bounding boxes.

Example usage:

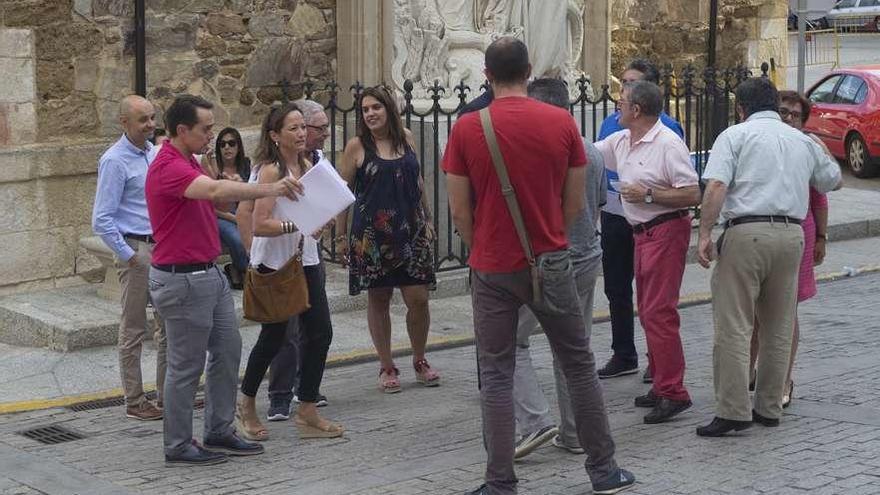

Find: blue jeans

[217,218,248,271]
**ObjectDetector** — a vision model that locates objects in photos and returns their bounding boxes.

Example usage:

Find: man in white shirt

[695,77,842,437]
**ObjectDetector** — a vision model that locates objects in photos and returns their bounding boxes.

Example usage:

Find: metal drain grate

[66,391,158,412]
[19,424,86,445]
[67,396,125,411]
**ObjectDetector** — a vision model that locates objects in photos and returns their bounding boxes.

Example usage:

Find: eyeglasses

[307,124,330,132]
[778,107,803,121]
[219,140,237,148]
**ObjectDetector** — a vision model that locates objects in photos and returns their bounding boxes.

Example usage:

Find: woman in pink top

[749,90,829,408]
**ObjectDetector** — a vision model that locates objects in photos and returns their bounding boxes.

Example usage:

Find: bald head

[119,95,156,149]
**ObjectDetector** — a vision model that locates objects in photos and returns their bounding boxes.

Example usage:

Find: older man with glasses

[594,80,701,425]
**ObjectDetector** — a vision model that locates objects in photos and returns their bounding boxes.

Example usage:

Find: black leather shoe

[465,484,490,494]
[752,410,780,427]
[644,397,692,424]
[204,433,265,456]
[597,357,639,379]
[696,416,753,437]
[634,390,657,408]
[165,443,228,467]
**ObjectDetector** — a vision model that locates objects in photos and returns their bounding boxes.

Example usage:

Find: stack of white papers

[275,161,355,235]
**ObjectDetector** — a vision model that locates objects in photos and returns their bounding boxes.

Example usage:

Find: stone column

[0,29,37,146]
[743,0,789,84]
[336,0,394,105]
[583,0,612,88]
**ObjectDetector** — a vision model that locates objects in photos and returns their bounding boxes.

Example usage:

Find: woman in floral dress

[337,86,440,393]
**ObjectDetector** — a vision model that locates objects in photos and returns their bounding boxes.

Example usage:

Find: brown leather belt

[632,210,689,234]
[124,233,155,244]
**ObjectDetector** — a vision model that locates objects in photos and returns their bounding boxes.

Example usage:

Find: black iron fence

[272,62,772,272]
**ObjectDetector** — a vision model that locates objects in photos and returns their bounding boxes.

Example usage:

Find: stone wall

[0,0,336,293]
[610,0,788,77]
[0,0,336,142]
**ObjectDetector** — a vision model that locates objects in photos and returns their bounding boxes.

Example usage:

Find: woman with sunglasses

[336,86,440,393]
[196,128,253,289]
[748,90,830,409]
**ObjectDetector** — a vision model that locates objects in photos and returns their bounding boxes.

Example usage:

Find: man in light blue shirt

[92,95,166,421]
[595,60,686,383]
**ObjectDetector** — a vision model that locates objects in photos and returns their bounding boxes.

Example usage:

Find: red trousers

[634,216,691,401]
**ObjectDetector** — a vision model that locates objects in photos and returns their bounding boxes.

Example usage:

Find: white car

[826,0,880,31]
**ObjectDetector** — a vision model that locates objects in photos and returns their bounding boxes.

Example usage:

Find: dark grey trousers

[471,267,618,494]
[149,266,241,457]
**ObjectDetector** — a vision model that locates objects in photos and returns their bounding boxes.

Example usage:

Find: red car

[803,65,880,178]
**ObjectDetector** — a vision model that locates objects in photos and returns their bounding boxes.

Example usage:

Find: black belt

[726,215,802,228]
[151,262,214,273]
[632,210,689,234]
[124,233,155,244]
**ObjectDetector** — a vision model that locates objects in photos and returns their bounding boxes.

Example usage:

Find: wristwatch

[644,188,654,204]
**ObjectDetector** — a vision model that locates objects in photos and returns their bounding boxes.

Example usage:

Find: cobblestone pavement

[1,273,880,495]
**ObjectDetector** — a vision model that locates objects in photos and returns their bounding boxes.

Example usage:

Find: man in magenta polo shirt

[444,37,634,495]
[594,80,701,425]
[146,95,301,467]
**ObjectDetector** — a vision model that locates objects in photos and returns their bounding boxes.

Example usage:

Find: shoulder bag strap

[479,108,541,302]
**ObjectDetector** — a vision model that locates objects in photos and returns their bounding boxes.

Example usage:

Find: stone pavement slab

[0,273,879,494]
[0,236,878,409]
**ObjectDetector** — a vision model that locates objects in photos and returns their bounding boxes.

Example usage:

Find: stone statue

[392,0,585,105]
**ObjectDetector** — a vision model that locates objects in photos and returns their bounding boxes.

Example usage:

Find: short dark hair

[485,37,530,85]
[527,78,569,109]
[626,59,661,85]
[778,90,811,125]
[165,95,213,137]
[735,77,779,118]
[622,80,663,117]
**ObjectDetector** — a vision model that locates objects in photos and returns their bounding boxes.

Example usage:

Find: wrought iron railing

[263,62,770,272]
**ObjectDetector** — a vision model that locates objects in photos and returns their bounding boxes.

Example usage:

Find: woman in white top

[237,103,342,441]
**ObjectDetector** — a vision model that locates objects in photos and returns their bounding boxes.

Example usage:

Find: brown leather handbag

[243,236,310,323]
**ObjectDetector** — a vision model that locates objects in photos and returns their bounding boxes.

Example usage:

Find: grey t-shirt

[569,140,606,275]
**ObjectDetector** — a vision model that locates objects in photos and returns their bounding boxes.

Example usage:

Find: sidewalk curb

[2,264,877,415]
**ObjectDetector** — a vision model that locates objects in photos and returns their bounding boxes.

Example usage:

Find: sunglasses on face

[219,140,237,148]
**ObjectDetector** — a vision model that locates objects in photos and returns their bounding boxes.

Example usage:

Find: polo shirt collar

[632,118,665,145]
[164,141,200,167]
[121,133,153,155]
[746,110,781,122]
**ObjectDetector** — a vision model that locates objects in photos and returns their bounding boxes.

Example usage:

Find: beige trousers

[711,222,803,421]
[115,239,167,406]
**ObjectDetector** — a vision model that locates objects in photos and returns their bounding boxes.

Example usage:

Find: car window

[854,81,868,104]
[833,0,856,7]
[809,75,842,103]
[858,0,880,6]
[833,76,866,104]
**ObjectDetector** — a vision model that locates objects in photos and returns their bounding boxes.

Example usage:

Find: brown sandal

[294,414,344,439]
[236,403,269,441]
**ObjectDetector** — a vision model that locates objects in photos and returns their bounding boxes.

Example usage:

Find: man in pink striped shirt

[594,80,701,424]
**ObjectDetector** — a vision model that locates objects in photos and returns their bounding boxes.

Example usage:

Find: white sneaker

[551,434,585,454]
[514,425,558,459]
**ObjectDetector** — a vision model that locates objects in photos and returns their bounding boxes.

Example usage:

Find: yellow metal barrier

[828,14,880,34]
[788,28,840,68]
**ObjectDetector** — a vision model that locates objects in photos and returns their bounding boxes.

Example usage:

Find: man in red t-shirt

[443,38,634,495]
[146,95,302,467]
